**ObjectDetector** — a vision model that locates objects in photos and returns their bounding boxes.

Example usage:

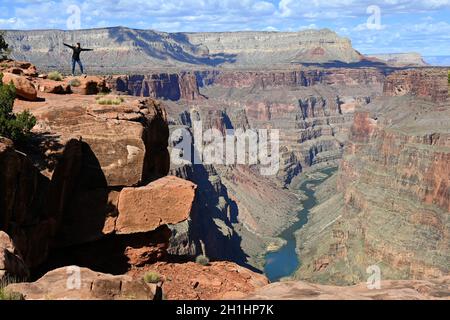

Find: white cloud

[2,0,450,55]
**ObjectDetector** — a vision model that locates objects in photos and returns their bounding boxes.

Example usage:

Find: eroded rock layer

[295,88,449,284]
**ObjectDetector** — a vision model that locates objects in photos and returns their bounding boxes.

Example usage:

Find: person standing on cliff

[63,42,93,76]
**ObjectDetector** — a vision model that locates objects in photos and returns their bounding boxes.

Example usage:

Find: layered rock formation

[384,68,448,103]
[5,27,370,72]
[128,261,269,300]
[0,231,29,281]
[295,70,449,285]
[107,72,203,101]
[5,89,198,276]
[0,138,51,268]
[368,53,428,67]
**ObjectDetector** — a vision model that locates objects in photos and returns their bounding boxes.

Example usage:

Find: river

[263,167,337,282]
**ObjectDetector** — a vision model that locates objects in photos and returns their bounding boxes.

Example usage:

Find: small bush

[48,71,63,81]
[195,255,210,266]
[0,288,22,300]
[97,97,124,105]
[0,73,36,142]
[143,271,162,284]
[0,276,23,300]
[69,78,81,87]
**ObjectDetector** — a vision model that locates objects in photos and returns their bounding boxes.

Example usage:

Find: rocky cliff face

[4,27,368,72]
[187,29,363,66]
[107,72,204,101]
[2,80,199,278]
[384,68,448,103]
[295,69,449,285]
[147,67,385,270]
[195,68,385,89]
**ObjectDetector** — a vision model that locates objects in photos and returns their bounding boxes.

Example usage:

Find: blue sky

[1,0,450,56]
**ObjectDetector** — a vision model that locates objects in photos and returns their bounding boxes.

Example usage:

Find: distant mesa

[367,52,429,67]
[5,27,389,72]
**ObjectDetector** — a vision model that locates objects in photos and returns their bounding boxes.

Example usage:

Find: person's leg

[71,58,76,75]
[77,60,84,74]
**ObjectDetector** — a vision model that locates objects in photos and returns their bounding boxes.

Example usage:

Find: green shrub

[0,276,23,300]
[195,255,210,266]
[0,73,36,143]
[69,78,81,87]
[143,271,162,284]
[97,96,124,105]
[0,31,11,60]
[48,71,63,81]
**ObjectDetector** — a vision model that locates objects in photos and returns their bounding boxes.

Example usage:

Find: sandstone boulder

[0,60,38,77]
[0,231,29,281]
[67,75,108,95]
[115,176,197,234]
[6,266,154,300]
[383,69,448,103]
[1,73,37,101]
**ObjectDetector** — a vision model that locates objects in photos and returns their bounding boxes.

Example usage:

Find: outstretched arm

[63,43,74,49]
[81,48,94,51]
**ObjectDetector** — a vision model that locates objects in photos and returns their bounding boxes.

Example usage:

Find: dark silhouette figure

[153,281,164,301]
[63,42,93,75]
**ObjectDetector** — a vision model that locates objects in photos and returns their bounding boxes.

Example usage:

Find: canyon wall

[295,69,449,285]
[4,28,368,72]
[384,68,448,103]
[135,67,385,269]
[106,72,204,101]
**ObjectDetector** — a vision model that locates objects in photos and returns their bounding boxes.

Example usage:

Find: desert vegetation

[0,74,36,142]
[48,71,63,81]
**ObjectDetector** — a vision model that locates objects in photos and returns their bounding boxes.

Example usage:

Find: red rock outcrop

[116,176,196,234]
[296,95,450,284]
[107,72,204,101]
[65,75,108,95]
[195,68,385,89]
[34,79,71,94]
[7,92,190,273]
[128,261,269,300]
[6,266,154,300]
[383,68,448,103]
[1,73,37,101]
